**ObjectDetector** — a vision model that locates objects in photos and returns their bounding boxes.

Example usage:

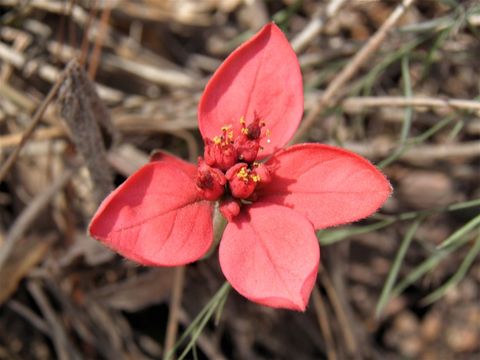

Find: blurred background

[0,0,479,359]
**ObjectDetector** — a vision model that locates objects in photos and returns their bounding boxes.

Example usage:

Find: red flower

[89,24,391,311]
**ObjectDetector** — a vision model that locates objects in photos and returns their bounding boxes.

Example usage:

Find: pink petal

[219,204,319,311]
[199,23,303,159]
[89,162,213,266]
[150,150,197,177]
[260,144,392,229]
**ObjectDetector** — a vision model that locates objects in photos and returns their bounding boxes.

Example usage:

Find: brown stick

[312,286,338,360]
[0,127,66,149]
[88,3,111,79]
[163,266,186,359]
[344,140,480,161]
[291,0,348,53]
[320,270,358,356]
[28,281,80,360]
[342,96,480,114]
[291,0,416,143]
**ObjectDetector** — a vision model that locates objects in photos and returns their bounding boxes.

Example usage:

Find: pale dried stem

[312,286,337,360]
[27,281,80,360]
[345,141,480,162]
[342,96,480,114]
[291,0,348,53]
[7,300,51,336]
[319,270,358,356]
[163,266,186,360]
[291,0,416,143]
[88,4,111,79]
[0,126,66,149]
[0,118,198,151]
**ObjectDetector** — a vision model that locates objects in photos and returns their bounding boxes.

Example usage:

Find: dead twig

[345,141,480,162]
[88,3,111,79]
[291,0,348,53]
[27,281,81,360]
[312,286,337,360]
[163,266,186,359]
[0,127,66,149]
[342,96,480,114]
[291,0,416,143]
[319,270,358,357]
[7,300,51,336]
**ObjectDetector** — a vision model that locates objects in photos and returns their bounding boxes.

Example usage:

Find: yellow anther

[239,116,246,125]
[236,167,249,181]
[250,174,261,183]
[241,127,249,135]
[221,125,232,132]
[213,136,222,145]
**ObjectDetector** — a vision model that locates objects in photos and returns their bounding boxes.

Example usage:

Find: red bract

[89,23,391,311]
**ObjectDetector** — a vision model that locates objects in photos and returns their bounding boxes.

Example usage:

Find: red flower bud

[253,163,271,184]
[195,158,226,201]
[204,138,237,171]
[235,136,260,163]
[219,197,241,222]
[226,163,257,199]
[234,116,265,163]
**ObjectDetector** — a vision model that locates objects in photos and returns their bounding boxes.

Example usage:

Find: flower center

[195,115,272,221]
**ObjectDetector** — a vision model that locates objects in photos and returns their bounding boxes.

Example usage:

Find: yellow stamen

[250,174,261,183]
[241,127,249,135]
[240,116,246,125]
[236,167,249,182]
[213,136,222,145]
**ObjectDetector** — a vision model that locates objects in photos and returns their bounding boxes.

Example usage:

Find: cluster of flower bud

[195,117,272,220]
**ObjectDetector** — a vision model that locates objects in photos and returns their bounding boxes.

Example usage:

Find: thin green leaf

[214,287,230,325]
[392,234,473,297]
[165,282,230,360]
[378,54,413,168]
[376,218,423,318]
[446,120,465,141]
[318,219,394,246]
[378,115,454,169]
[422,232,480,305]
[437,213,480,249]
